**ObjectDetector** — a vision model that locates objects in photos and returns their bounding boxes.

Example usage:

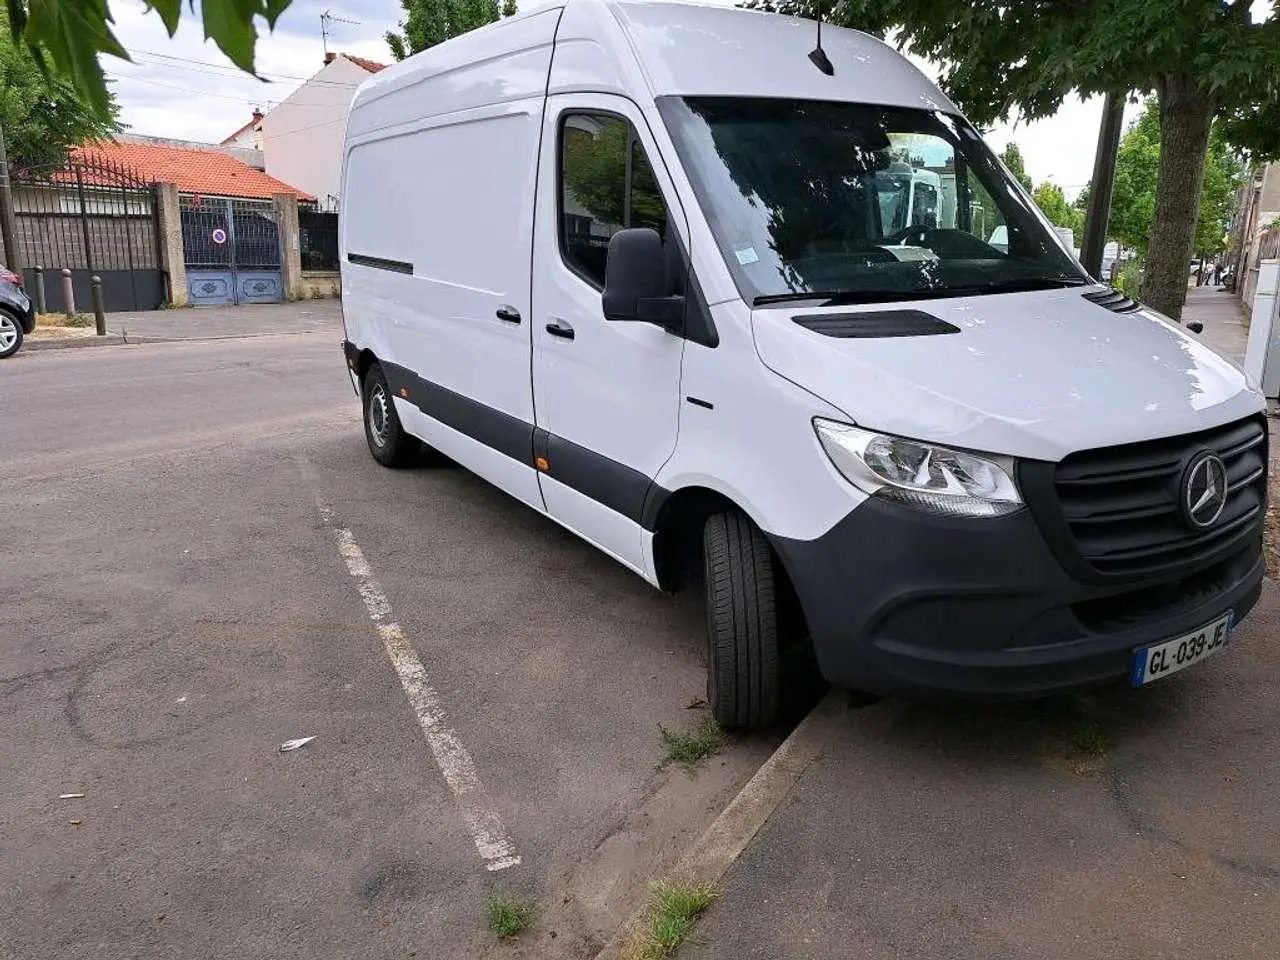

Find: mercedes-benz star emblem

[1182,452,1228,529]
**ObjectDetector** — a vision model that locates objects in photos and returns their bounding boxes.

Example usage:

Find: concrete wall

[1232,163,1280,308]
[299,270,341,298]
[262,57,367,206]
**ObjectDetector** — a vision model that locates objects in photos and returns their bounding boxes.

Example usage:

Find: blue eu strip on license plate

[1131,611,1233,686]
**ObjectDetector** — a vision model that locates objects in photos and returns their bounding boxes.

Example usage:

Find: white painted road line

[299,460,521,872]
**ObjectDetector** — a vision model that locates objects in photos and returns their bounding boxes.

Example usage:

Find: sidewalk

[679,586,1280,960]
[1182,284,1249,364]
[26,299,342,349]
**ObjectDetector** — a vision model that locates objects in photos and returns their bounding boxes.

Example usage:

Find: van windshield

[656,97,1087,305]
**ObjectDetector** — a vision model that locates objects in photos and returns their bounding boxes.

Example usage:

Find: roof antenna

[808,0,834,75]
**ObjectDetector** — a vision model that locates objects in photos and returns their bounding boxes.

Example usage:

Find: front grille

[1026,416,1268,580]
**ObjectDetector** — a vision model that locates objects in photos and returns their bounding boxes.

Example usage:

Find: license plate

[1131,612,1233,685]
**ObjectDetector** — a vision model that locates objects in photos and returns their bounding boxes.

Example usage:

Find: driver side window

[559,113,669,288]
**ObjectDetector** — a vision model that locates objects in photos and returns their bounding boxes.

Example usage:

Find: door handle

[545,317,575,340]
[495,304,522,324]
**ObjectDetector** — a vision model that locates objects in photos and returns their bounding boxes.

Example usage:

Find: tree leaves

[1031,181,1083,236]
[7,0,296,117]
[386,0,517,59]
[1109,99,1241,259]
[0,6,120,169]
[999,142,1033,191]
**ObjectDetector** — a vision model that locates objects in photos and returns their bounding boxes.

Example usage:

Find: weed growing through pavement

[621,881,717,959]
[485,890,534,939]
[658,718,724,774]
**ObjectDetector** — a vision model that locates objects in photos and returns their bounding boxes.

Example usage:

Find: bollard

[90,275,106,336]
[33,265,47,314]
[60,267,75,317]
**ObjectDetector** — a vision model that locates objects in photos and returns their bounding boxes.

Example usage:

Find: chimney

[252,108,264,124]
[324,51,337,65]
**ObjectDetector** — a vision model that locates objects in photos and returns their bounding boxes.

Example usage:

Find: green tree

[562,120,665,230]
[1031,181,1083,236]
[1109,100,1242,259]
[0,6,118,169]
[751,0,1280,321]
[999,142,1033,192]
[4,0,292,115]
[386,0,518,60]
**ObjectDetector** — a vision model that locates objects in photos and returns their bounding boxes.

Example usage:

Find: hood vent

[1082,288,1142,313]
[792,310,960,338]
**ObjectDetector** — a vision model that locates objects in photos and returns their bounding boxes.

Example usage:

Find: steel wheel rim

[0,315,17,351]
[368,383,390,447]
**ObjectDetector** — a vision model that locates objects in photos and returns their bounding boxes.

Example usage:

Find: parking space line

[299,459,521,872]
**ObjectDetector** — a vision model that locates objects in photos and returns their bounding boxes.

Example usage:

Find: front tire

[0,310,24,359]
[704,511,781,730]
[362,364,417,468]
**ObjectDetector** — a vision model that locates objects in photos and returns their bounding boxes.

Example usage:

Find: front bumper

[770,497,1264,698]
[9,291,35,332]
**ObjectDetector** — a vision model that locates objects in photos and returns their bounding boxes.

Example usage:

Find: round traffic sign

[211,228,228,245]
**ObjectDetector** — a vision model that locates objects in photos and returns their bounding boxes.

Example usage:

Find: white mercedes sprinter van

[339,0,1269,729]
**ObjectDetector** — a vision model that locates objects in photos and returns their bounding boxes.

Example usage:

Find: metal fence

[12,155,164,311]
[299,204,339,272]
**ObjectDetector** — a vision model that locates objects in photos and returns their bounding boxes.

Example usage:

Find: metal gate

[181,196,283,305]
[12,156,164,312]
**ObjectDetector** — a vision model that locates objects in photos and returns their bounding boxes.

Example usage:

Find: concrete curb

[24,335,128,352]
[592,690,848,960]
[23,330,326,352]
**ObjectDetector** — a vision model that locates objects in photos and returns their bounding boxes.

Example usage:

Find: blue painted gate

[181,196,283,306]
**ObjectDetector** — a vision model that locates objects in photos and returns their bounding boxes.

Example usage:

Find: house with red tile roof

[255,52,387,208]
[71,140,314,202]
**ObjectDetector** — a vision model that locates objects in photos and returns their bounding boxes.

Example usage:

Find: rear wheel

[0,310,24,359]
[362,363,418,467]
[703,510,781,730]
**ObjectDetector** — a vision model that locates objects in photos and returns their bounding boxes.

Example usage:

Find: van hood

[752,288,1264,463]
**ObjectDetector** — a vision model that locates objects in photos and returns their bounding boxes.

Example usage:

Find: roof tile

[70,141,315,201]
[343,54,387,73]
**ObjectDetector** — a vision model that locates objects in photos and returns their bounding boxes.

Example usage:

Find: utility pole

[1080,91,1125,279]
[0,121,22,272]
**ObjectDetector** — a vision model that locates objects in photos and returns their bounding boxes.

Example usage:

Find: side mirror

[602,228,684,329]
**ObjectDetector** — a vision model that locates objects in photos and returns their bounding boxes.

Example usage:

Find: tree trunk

[1140,74,1215,322]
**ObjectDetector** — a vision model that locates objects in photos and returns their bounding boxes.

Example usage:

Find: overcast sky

[106,0,1243,201]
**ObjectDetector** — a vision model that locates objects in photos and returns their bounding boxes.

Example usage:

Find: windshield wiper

[752,277,1089,308]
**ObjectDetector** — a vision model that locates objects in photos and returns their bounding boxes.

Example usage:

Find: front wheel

[703,510,781,730]
[0,310,24,358]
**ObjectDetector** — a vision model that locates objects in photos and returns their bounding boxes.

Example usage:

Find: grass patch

[485,891,534,939]
[621,881,717,960]
[658,718,724,774]
[1068,722,1111,759]
[37,312,95,328]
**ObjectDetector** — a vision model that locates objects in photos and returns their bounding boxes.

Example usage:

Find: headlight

[813,419,1022,517]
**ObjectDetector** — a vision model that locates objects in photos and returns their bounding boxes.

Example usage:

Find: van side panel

[342,10,562,511]
[344,8,563,140]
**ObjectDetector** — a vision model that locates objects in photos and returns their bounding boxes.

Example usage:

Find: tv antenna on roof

[321,10,361,57]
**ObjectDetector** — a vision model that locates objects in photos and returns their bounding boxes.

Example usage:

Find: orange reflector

[535,456,549,472]
[399,388,408,398]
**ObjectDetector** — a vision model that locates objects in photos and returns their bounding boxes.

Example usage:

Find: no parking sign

[211,227,228,245]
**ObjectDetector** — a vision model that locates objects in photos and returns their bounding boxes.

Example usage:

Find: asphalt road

[682,585,1280,960]
[0,335,776,959]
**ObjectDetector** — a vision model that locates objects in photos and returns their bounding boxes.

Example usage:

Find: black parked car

[1,264,36,359]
